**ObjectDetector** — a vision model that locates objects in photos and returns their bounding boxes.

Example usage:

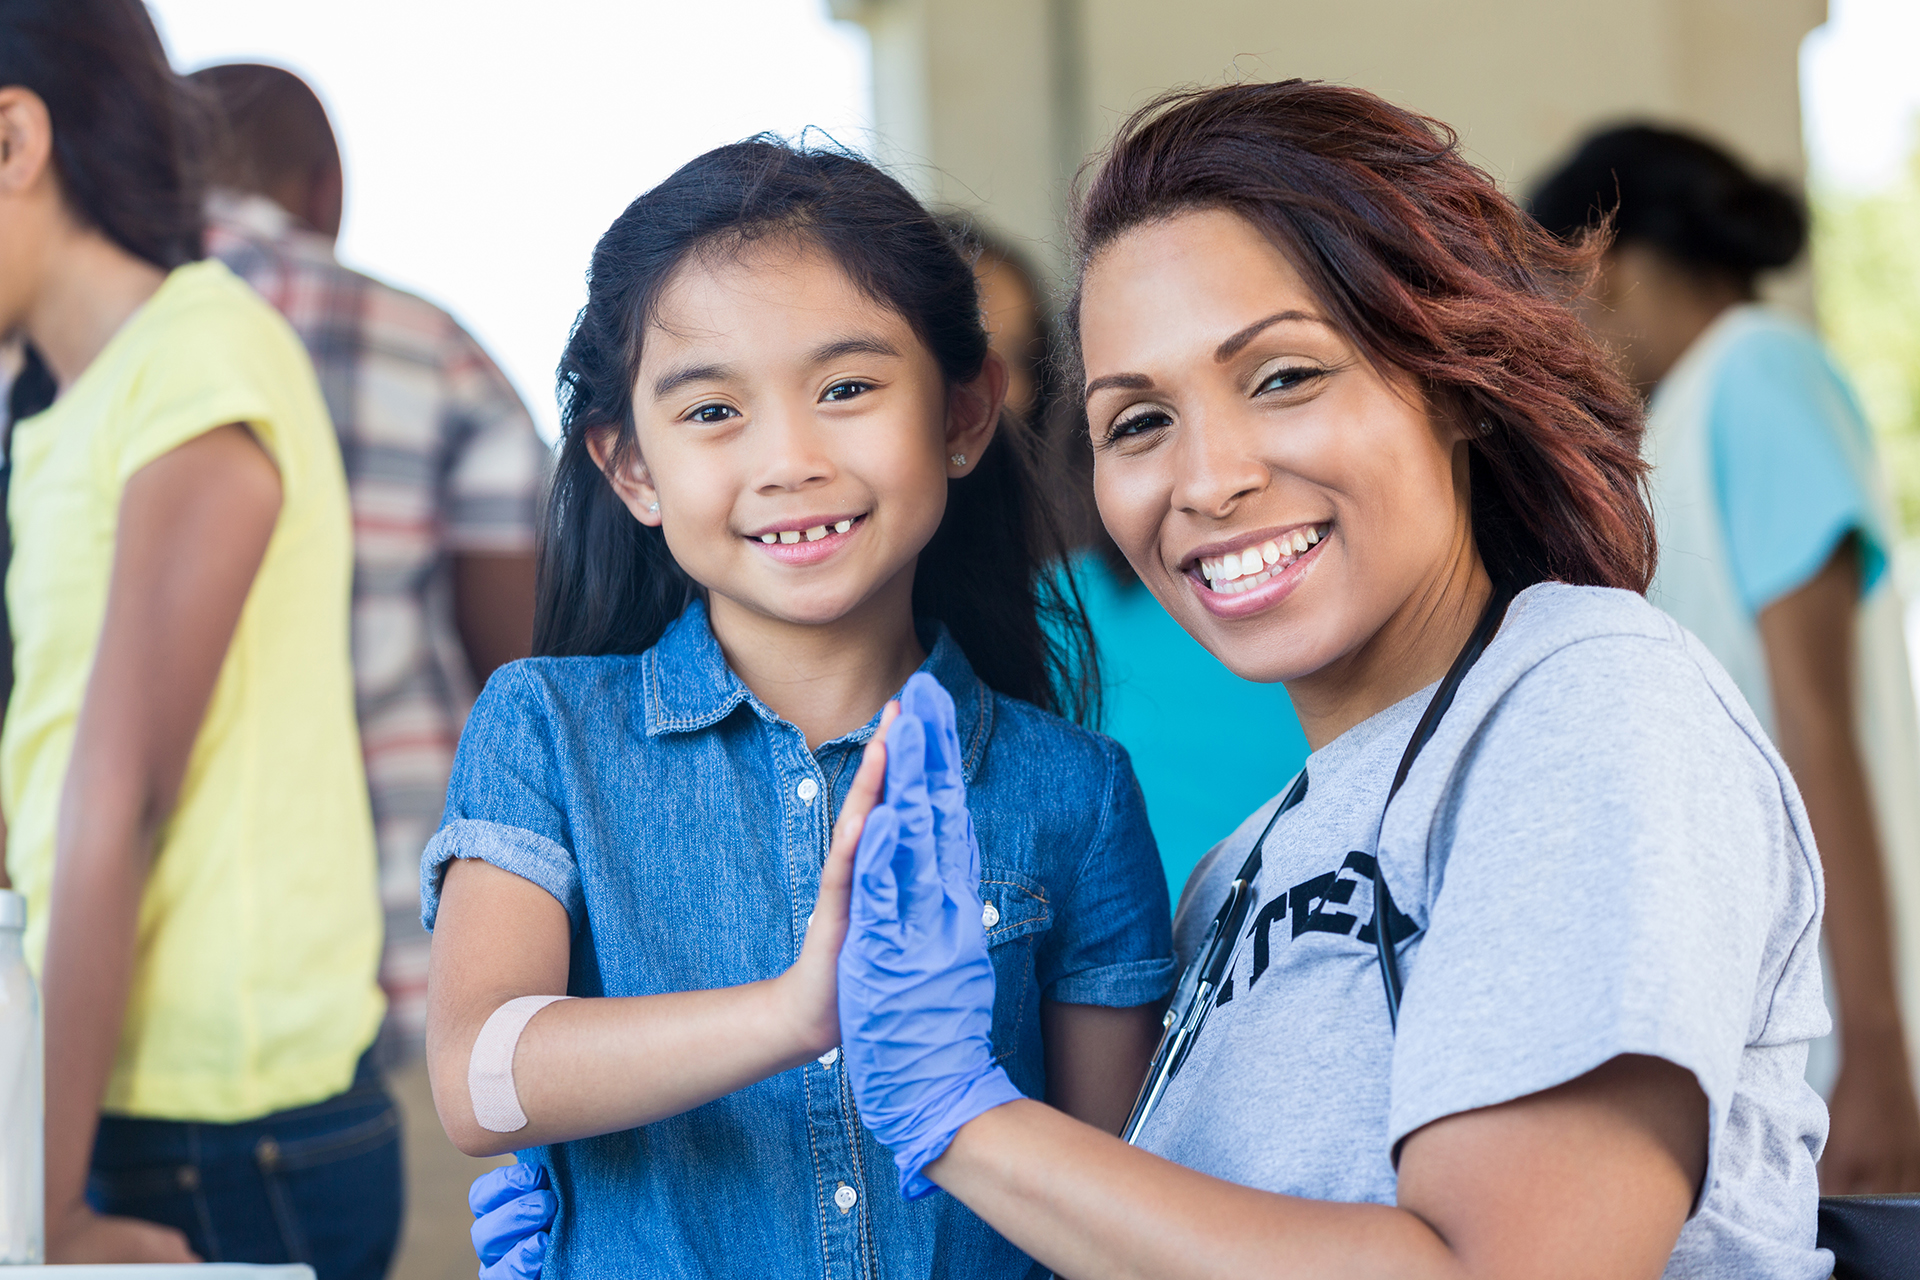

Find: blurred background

[141,1,1920,1275]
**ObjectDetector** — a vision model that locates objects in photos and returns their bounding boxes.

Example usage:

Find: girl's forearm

[927,1100,1461,1280]
[435,973,824,1157]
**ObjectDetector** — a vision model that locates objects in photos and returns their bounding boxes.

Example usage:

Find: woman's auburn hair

[1068,79,1656,595]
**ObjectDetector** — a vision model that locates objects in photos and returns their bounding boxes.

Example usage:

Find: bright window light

[149,0,874,440]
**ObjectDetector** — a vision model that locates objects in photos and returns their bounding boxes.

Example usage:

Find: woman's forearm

[927,1100,1462,1280]
[40,794,155,1223]
[929,1052,1699,1280]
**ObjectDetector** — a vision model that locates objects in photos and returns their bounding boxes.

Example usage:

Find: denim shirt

[421,601,1173,1279]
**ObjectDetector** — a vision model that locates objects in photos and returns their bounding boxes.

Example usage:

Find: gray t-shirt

[1137,583,1830,1279]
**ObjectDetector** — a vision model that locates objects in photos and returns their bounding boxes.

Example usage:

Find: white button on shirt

[796,778,819,803]
[834,1183,858,1212]
[982,901,1000,928]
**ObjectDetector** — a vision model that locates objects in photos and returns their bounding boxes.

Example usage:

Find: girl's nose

[753,404,837,492]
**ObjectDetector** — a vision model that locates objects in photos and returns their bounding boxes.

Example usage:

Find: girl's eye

[686,403,740,425]
[822,380,873,403]
[1102,408,1174,445]
[1256,365,1326,396]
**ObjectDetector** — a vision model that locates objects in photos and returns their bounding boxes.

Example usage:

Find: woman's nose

[1170,413,1269,519]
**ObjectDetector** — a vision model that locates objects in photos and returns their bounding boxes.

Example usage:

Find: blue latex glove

[838,672,1024,1198]
[469,1161,555,1280]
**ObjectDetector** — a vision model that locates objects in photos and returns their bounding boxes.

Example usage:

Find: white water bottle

[0,889,42,1263]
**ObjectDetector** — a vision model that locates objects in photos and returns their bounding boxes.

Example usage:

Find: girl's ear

[944,348,1010,478]
[0,88,55,196]
[585,425,664,527]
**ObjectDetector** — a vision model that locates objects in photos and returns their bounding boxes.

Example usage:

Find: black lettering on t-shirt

[1215,962,1235,1006]
[1245,895,1290,988]
[1289,869,1360,938]
[1343,851,1419,945]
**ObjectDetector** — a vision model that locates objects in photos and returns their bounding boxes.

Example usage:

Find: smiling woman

[828,80,1841,1280]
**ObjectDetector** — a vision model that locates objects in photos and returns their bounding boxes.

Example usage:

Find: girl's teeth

[760,533,777,544]
[1291,529,1309,553]
[834,520,852,533]
[779,530,801,544]
[1261,540,1281,566]
[804,526,829,542]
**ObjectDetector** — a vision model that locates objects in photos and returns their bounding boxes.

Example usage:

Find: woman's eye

[823,380,873,403]
[687,403,739,425]
[1103,409,1173,444]
[1256,366,1325,396]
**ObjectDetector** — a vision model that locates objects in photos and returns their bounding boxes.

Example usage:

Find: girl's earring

[950,454,967,466]
[647,501,660,513]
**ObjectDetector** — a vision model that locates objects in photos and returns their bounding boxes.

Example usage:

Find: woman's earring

[647,501,660,513]
[950,454,967,466]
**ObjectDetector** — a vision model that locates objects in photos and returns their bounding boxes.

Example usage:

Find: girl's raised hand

[779,700,900,1059]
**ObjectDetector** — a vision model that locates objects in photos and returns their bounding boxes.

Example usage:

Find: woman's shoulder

[72,261,329,468]
[1490,583,1761,734]
[138,260,312,376]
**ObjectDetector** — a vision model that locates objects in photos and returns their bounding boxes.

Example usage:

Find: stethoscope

[1120,585,1513,1146]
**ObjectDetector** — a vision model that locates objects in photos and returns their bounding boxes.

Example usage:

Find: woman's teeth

[759,519,855,545]
[1196,525,1326,594]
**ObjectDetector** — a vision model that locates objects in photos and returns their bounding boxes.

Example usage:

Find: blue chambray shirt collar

[641,598,993,779]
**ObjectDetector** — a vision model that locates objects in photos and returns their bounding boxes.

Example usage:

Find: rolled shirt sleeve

[421,664,585,931]
[1037,737,1177,1008]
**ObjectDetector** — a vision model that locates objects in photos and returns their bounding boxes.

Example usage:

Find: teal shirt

[1072,555,1311,902]
[1707,319,1887,613]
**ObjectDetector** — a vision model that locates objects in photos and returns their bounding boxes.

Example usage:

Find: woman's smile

[1183,523,1331,619]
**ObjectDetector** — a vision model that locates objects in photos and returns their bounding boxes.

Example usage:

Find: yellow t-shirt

[3,260,384,1122]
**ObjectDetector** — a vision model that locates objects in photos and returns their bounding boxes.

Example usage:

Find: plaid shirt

[208,192,550,1054]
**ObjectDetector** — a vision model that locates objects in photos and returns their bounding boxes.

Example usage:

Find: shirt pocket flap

[979,864,1051,947]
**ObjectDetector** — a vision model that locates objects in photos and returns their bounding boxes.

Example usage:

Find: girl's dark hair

[1530,124,1805,292]
[1,0,205,424]
[1069,80,1656,595]
[540,137,1098,722]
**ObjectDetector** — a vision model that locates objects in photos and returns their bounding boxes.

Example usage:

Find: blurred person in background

[189,63,547,1067]
[1534,124,1920,1193]
[0,1,394,1271]
[952,217,1310,899]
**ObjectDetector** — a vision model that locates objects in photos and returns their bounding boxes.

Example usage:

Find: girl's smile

[748,512,868,565]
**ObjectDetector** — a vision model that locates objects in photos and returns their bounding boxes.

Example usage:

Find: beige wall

[833,0,1827,295]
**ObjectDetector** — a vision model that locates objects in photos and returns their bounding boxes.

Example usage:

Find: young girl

[422,138,1173,1277]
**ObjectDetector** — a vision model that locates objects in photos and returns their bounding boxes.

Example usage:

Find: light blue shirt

[1073,556,1311,900]
[1707,319,1887,614]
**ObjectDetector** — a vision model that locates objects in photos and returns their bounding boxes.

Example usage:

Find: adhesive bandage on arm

[469,994,575,1133]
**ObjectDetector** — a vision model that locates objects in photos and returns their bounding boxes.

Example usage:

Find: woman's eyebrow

[1213,309,1327,362]
[1083,372,1153,402]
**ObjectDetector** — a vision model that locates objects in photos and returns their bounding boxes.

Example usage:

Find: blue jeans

[87,1051,402,1280]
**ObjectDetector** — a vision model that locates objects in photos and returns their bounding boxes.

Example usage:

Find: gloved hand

[469,1161,555,1280]
[838,672,1024,1199]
